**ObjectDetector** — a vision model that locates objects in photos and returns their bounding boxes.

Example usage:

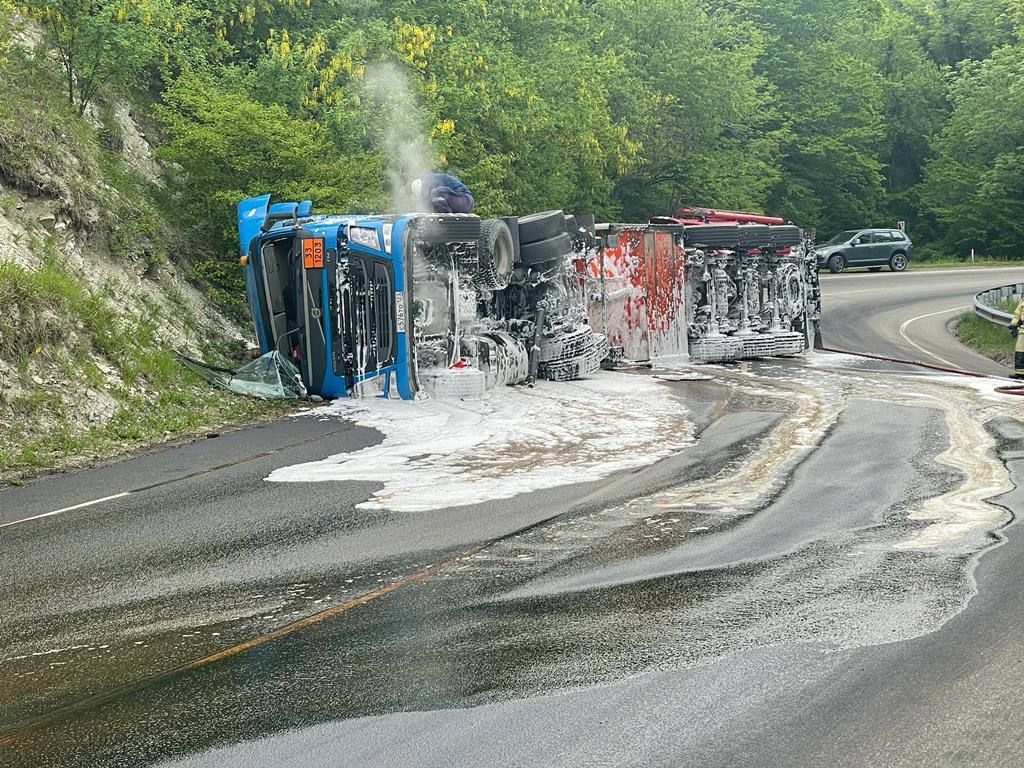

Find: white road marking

[898,305,970,368]
[0,492,132,530]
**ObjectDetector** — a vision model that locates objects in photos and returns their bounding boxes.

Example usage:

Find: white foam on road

[895,379,1018,550]
[267,372,695,512]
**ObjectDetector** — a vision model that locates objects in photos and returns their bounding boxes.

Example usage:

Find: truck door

[297,236,328,394]
[337,250,397,392]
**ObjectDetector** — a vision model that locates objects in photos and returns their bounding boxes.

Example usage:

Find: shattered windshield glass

[178,351,307,400]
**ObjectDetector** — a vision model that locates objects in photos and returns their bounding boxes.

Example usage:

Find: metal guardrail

[974,283,1024,327]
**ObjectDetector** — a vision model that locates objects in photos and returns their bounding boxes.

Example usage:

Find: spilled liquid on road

[4,355,1024,768]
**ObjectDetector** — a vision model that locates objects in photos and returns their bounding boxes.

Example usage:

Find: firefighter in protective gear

[1011,297,1024,378]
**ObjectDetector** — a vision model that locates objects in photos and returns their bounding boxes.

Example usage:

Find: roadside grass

[820,258,1024,274]
[0,258,285,484]
[956,298,1018,366]
[911,258,1024,270]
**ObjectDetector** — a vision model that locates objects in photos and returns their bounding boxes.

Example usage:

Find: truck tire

[420,367,487,400]
[414,214,482,244]
[475,219,514,290]
[538,325,593,363]
[517,210,566,243]
[538,332,609,381]
[682,224,740,250]
[519,232,572,266]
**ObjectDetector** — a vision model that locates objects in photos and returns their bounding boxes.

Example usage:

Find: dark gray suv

[816,229,913,273]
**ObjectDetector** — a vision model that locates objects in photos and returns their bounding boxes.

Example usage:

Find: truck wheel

[519,232,572,266]
[890,252,908,272]
[537,332,609,381]
[828,254,846,274]
[538,325,593,363]
[517,210,566,243]
[475,219,514,290]
[420,367,487,400]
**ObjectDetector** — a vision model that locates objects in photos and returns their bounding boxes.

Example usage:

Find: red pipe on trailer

[677,207,786,225]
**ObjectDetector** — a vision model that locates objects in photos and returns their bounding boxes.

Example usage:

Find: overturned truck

[236,196,820,400]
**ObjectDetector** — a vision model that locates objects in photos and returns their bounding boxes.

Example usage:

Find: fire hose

[817,345,1024,397]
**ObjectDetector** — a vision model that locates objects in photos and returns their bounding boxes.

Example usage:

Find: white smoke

[363,61,436,213]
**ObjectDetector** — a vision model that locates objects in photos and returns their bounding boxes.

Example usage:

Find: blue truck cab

[237,194,424,399]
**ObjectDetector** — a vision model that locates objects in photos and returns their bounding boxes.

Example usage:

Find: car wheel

[890,252,908,272]
[828,254,846,274]
[867,267,882,272]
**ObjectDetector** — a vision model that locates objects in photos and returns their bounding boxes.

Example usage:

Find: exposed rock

[112,102,163,185]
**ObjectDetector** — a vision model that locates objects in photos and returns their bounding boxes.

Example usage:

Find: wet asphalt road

[2,268,1024,767]
[820,265,1024,375]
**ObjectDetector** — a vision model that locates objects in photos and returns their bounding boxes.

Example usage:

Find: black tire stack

[511,210,608,381]
[516,210,573,271]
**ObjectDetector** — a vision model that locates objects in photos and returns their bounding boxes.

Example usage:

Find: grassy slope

[911,259,1024,270]
[955,298,1017,367]
[0,52,280,484]
[0,259,284,481]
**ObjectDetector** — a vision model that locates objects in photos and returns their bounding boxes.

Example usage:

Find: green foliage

[155,74,385,249]
[0,48,110,221]
[21,0,205,115]
[19,0,1024,298]
[923,43,1024,257]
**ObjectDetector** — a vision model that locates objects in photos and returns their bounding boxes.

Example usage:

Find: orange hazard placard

[303,238,325,269]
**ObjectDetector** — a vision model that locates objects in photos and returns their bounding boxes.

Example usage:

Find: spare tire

[519,232,572,266]
[475,219,514,290]
[573,213,597,236]
[413,214,482,244]
[517,210,566,243]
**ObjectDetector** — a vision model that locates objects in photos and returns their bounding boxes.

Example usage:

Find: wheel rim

[833,256,845,272]
[495,237,513,274]
[893,254,907,270]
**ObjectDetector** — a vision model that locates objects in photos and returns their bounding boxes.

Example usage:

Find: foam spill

[792,361,1019,550]
[266,372,695,512]
[893,385,1014,550]
[652,377,840,515]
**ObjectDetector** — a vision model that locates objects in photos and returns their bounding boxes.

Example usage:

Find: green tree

[156,74,385,249]
[748,0,889,232]
[923,44,1024,257]
[23,0,200,115]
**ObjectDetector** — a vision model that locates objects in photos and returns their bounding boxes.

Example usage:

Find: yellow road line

[0,544,481,747]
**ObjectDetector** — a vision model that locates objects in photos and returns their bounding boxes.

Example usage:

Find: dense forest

[6,0,1024,263]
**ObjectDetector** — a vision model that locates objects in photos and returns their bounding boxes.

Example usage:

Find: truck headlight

[349,225,381,250]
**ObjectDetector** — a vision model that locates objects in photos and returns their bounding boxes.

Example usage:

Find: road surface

[820,266,1024,375]
[2,267,1024,767]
